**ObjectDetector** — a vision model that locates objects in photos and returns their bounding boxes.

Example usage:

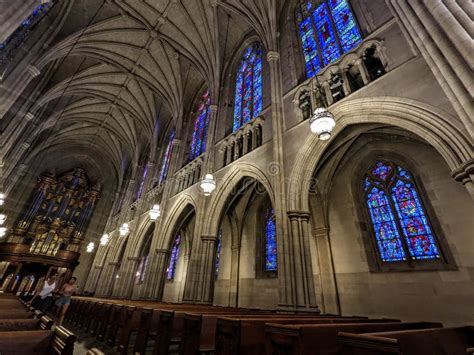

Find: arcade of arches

[0,0,472,327]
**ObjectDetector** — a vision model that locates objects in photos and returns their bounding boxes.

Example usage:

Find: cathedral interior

[0,0,473,353]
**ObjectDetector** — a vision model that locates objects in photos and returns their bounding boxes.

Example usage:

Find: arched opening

[212,177,277,309]
[162,204,196,303]
[306,124,468,323]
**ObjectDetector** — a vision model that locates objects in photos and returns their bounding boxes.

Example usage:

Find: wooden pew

[91,302,113,338]
[0,308,31,319]
[84,301,103,334]
[215,316,402,355]
[0,315,54,331]
[181,314,364,355]
[338,326,474,355]
[264,321,443,355]
[105,304,125,347]
[0,326,76,355]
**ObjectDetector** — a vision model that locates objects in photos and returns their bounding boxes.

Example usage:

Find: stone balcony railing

[173,155,205,194]
[218,116,265,168]
[293,39,388,119]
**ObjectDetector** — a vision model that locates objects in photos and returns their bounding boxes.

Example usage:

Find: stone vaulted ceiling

[2,0,286,193]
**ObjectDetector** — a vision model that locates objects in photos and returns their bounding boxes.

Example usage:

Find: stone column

[193,235,218,304]
[312,227,340,314]
[266,50,296,310]
[288,212,318,310]
[355,58,370,85]
[389,0,473,137]
[229,245,240,307]
[147,249,169,300]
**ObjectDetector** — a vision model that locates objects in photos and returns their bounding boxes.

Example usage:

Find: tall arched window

[215,229,222,278]
[1,1,56,67]
[135,233,152,284]
[166,235,181,281]
[189,89,211,161]
[296,0,362,78]
[136,161,149,199]
[159,130,175,184]
[364,161,441,263]
[233,43,263,132]
[265,208,277,271]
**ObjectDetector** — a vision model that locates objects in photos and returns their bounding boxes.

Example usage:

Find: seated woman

[55,277,78,326]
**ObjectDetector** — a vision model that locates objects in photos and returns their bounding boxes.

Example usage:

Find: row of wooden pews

[0,293,77,354]
[64,296,473,355]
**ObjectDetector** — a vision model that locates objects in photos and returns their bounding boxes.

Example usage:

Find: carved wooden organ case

[12,168,101,256]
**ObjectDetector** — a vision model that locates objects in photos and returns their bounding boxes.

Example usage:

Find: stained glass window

[166,235,181,280]
[189,90,211,161]
[296,0,362,78]
[364,161,441,263]
[136,162,149,199]
[265,208,278,271]
[233,43,263,132]
[159,130,175,184]
[1,1,56,68]
[215,230,222,277]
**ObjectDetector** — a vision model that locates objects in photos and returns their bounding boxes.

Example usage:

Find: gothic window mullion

[384,184,415,267]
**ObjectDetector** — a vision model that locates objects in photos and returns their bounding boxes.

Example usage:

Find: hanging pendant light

[0,214,6,225]
[0,193,5,206]
[100,233,109,246]
[149,204,161,221]
[119,223,129,237]
[86,242,95,253]
[0,227,7,238]
[309,107,336,140]
[200,174,216,196]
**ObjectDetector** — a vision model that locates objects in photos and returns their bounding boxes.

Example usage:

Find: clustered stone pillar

[195,235,218,304]
[287,211,318,310]
[149,249,170,300]
[312,227,340,314]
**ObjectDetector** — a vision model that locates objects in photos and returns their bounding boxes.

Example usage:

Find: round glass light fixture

[0,214,6,226]
[86,242,95,253]
[100,233,109,246]
[309,107,336,140]
[0,193,5,206]
[149,204,161,221]
[0,227,7,238]
[119,223,129,237]
[200,174,216,196]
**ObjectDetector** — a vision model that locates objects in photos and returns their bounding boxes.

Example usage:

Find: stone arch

[203,162,274,237]
[289,97,472,212]
[128,219,156,259]
[158,194,198,251]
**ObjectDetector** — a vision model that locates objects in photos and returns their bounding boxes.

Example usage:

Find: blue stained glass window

[1,1,56,67]
[159,130,175,184]
[364,161,440,263]
[296,0,362,78]
[215,230,222,277]
[166,235,181,280]
[233,43,263,132]
[189,90,211,161]
[265,208,278,271]
[136,162,149,199]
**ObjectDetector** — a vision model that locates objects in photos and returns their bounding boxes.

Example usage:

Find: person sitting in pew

[55,277,78,326]
[27,273,58,314]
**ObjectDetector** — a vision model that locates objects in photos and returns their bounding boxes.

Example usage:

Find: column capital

[26,65,41,78]
[201,235,217,242]
[287,210,311,221]
[172,138,182,146]
[127,256,141,261]
[452,158,474,185]
[155,248,169,255]
[209,105,218,112]
[267,51,280,62]
[313,227,329,236]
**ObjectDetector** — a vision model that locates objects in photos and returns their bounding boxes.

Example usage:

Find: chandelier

[309,107,336,140]
[86,242,95,253]
[200,174,216,196]
[0,214,6,225]
[119,223,129,237]
[149,204,161,221]
[100,233,109,246]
